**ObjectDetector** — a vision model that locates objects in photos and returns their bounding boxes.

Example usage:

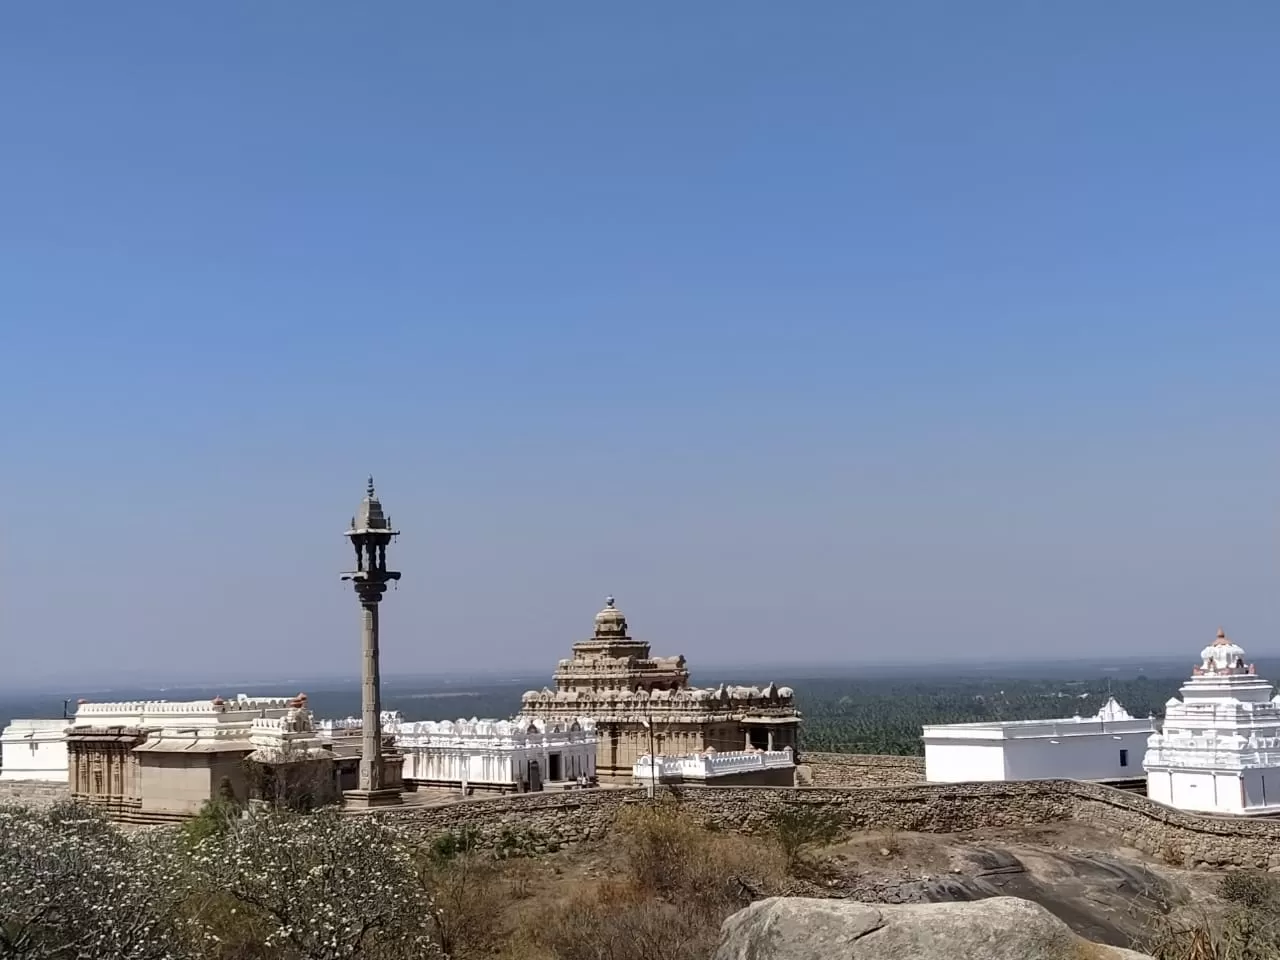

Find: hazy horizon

[3,6,1279,685]
[0,651,1238,696]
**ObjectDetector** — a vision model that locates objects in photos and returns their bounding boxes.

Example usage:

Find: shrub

[427,826,481,864]
[1218,871,1278,910]
[0,802,191,960]
[188,807,441,960]
[182,797,241,848]
[417,834,506,960]
[615,801,785,920]
[769,804,844,870]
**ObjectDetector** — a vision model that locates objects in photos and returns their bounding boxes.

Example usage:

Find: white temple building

[1146,629,1280,816]
[922,697,1156,783]
[318,713,598,793]
[0,719,70,782]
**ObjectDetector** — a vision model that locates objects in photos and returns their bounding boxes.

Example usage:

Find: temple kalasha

[519,597,802,782]
[1145,628,1280,815]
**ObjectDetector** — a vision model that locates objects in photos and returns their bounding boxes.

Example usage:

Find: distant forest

[0,670,1196,760]
[793,675,1185,755]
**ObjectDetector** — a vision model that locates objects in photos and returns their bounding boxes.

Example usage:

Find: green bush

[769,804,843,869]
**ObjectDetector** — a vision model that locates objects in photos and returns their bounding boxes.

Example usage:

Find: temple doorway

[548,752,563,782]
[528,760,542,792]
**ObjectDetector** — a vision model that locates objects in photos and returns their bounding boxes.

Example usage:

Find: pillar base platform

[342,787,404,810]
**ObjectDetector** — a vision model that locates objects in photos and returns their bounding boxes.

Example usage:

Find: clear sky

[2,4,1278,687]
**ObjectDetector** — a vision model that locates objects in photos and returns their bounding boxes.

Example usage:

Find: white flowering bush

[189,808,442,960]
[0,802,193,960]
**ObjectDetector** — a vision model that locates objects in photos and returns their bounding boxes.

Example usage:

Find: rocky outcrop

[825,841,1185,947]
[713,896,1154,960]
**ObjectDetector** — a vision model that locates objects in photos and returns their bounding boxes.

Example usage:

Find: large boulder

[714,896,1154,960]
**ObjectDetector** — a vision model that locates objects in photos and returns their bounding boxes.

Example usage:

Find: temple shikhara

[520,597,802,782]
[1145,628,1280,815]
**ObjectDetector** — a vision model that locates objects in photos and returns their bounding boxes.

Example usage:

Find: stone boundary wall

[376,778,1280,871]
[9,766,1280,872]
[803,752,926,786]
[378,788,646,852]
[1067,779,1280,870]
[0,780,70,808]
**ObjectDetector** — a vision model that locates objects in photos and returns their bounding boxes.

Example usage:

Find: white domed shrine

[1146,628,1280,815]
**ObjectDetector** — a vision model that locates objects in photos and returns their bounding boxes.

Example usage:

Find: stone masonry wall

[0,780,70,809]
[10,765,1280,873]
[803,752,926,786]
[375,779,1280,871]
[377,788,646,855]
[375,781,1074,856]
[1068,779,1280,871]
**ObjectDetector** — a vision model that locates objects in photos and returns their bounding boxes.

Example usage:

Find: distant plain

[2,655,1254,757]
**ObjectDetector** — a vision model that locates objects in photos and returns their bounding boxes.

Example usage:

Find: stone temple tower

[340,477,403,808]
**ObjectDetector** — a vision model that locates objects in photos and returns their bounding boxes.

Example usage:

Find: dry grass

[424,800,789,960]
[1141,888,1280,960]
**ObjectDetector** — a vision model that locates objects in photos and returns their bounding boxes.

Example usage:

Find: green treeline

[796,674,1184,755]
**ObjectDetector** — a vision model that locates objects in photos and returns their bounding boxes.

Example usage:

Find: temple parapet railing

[314,711,403,738]
[74,696,296,717]
[634,747,795,781]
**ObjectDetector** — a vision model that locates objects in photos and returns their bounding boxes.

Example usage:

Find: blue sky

[2,4,1278,686]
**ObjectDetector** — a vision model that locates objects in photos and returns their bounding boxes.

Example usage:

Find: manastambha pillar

[340,477,404,808]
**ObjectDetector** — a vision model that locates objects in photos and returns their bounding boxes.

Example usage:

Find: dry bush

[1142,901,1280,960]
[484,802,790,960]
[1218,872,1279,910]
[503,882,719,960]
[417,845,507,960]
[615,800,786,916]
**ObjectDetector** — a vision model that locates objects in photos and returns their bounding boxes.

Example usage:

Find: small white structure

[922,697,1155,783]
[399,716,596,792]
[1,719,70,782]
[1146,629,1280,816]
[245,710,330,763]
[320,713,598,792]
[633,747,795,786]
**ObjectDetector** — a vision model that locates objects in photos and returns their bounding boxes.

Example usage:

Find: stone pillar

[341,479,402,809]
[358,599,383,793]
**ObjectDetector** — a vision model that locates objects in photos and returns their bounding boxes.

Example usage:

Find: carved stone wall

[803,752,926,786]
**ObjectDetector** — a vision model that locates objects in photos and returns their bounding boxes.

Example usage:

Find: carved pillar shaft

[359,598,383,792]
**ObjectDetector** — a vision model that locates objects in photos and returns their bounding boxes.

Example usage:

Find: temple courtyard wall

[375,777,1280,871]
[803,751,927,786]
[13,757,1280,872]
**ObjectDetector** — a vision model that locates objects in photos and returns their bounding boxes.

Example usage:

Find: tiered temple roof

[1146,628,1280,770]
[523,597,800,725]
